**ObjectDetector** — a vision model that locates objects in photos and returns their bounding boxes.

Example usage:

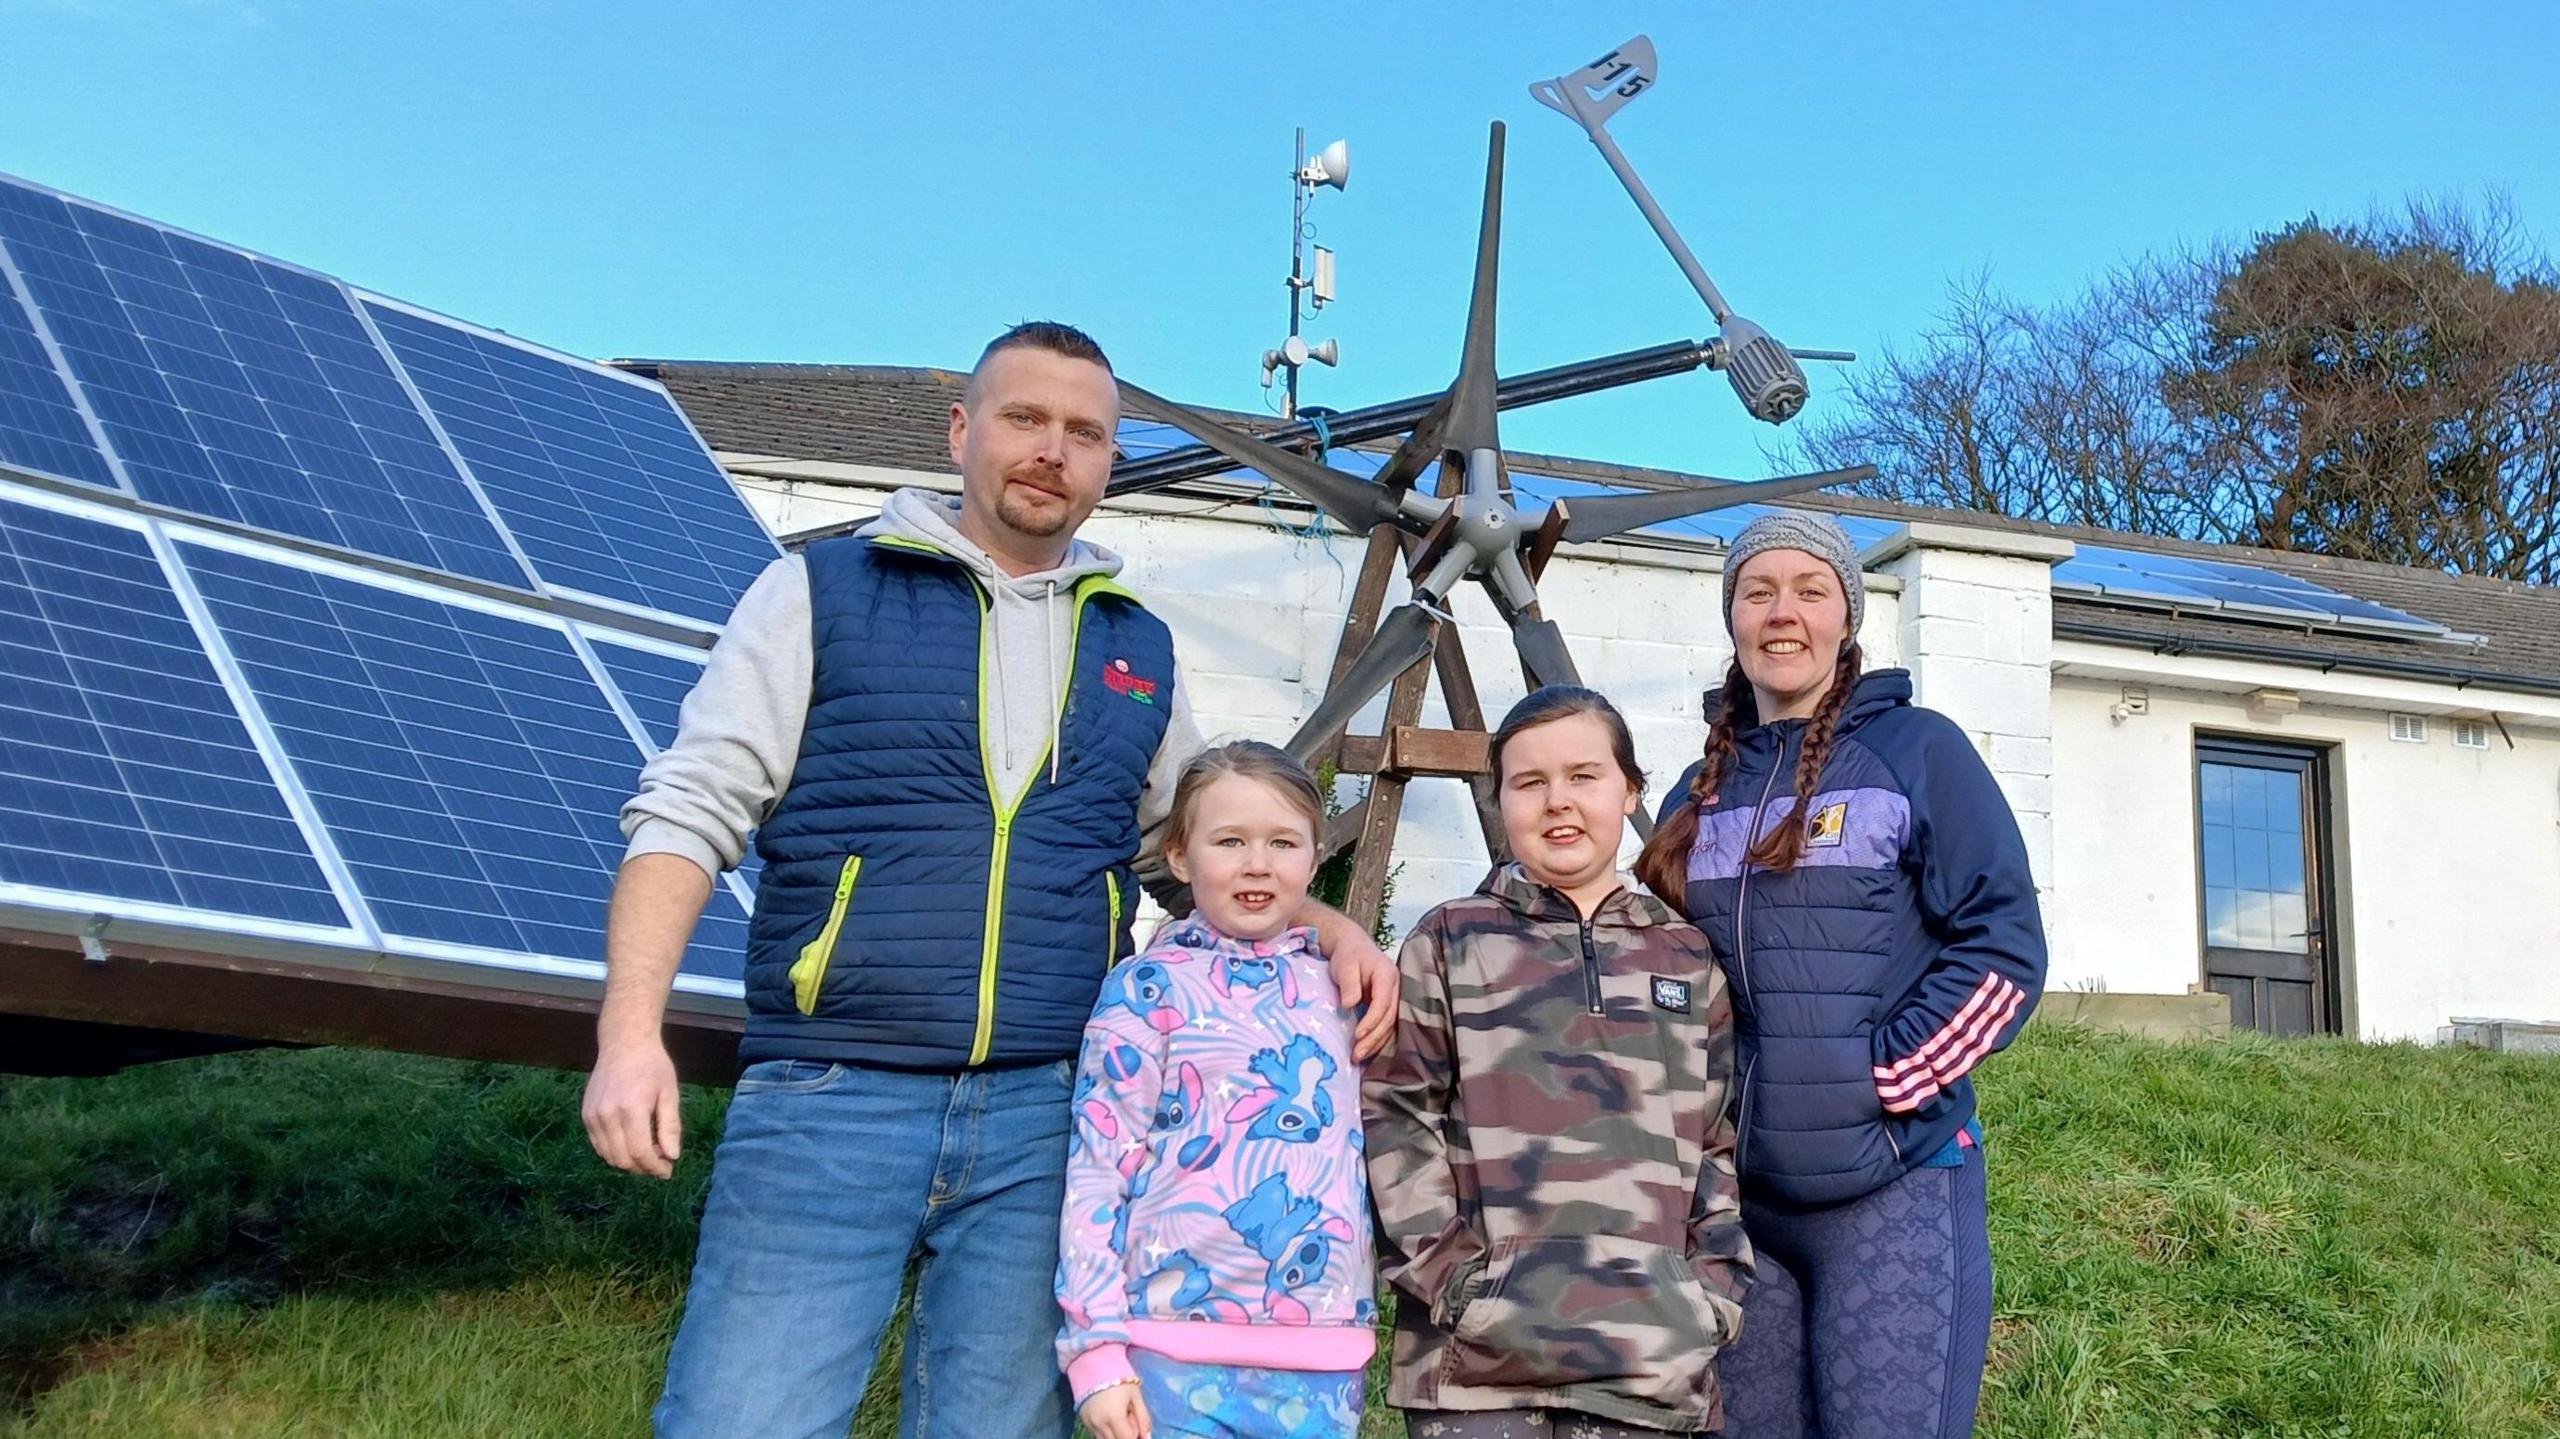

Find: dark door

[2194,739,2338,1036]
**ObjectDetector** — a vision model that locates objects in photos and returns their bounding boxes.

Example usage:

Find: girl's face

[1166,773,1318,942]
[1498,712,1641,904]
[1730,548,1849,721]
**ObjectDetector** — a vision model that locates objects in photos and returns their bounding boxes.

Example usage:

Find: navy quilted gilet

[740,534,1175,1070]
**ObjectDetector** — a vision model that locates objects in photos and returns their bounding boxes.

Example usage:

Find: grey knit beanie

[1721,510,1865,638]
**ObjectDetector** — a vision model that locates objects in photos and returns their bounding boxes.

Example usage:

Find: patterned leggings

[1715,1145,1992,1439]
[1401,1412,1697,1438]
[1129,1350,1363,1439]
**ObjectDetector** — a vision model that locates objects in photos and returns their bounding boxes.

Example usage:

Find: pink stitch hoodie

[1054,915,1376,1402]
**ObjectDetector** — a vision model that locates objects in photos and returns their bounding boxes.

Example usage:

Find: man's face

[949,347,1119,553]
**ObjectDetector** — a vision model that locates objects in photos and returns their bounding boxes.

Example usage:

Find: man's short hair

[973,320,1113,380]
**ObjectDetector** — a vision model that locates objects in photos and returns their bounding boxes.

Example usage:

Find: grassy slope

[1,1024,2554,1438]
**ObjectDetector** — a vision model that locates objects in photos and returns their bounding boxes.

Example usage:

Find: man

[582,321,1397,1439]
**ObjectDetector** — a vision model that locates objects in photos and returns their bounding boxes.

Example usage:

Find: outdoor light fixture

[1261,335,1340,388]
[1300,138,1351,191]
[1269,129,1351,416]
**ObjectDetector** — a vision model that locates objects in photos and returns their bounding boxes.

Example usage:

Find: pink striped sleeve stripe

[1879,973,2023,1084]
[1876,987,2024,1113]
[1874,1066,1941,1112]
[1925,981,2025,1084]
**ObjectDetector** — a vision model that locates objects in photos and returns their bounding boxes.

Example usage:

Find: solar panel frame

[360,294,782,628]
[582,624,763,927]
[0,175,536,590]
[0,481,370,945]
[167,524,747,992]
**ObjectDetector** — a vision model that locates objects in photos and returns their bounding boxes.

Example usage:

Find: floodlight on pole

[1301,138,1351,190]
[1272,128,1351,418]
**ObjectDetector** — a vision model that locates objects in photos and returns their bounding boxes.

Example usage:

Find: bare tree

[1789,198,2560,583]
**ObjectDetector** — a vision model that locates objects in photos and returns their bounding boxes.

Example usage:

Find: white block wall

[734,473,1900,940]
[730,468,2560,1037]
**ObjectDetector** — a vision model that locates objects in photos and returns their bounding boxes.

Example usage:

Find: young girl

[1366,686,1750,1438]
[1056,741,1375,1439]
[1632,510,2046,1439]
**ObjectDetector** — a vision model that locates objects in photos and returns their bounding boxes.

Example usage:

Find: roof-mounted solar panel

[2055,543,2450,638]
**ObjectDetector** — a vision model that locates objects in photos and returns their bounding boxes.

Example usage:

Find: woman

[1632,511,2047,1439]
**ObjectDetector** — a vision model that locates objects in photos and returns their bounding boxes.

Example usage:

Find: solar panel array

[2051,544,2447,637]
[0,172,772,994]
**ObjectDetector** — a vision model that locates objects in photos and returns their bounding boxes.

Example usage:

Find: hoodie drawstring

[1047,580,1063,786]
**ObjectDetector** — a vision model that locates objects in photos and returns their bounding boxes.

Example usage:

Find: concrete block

[1911,658,2052,737]
[2036,990,2231,1043]
[1907,579,2000,627]
[1909,548,2056,593]
[1987,733,2056,777]
[2445,1018,2560,1055]
[1993,772,2054,817]
[1911,615,1989,661]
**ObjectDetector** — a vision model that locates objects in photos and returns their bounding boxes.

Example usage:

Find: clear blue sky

[7,2,2557,479]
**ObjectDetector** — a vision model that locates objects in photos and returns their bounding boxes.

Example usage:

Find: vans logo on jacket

[1102,656,1159,704]
[1651,977,1693,1013]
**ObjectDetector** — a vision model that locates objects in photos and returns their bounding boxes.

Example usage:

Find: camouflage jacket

[1361,865,1750,1432]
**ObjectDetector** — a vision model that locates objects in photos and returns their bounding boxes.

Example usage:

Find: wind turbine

[1120,121,1875,772]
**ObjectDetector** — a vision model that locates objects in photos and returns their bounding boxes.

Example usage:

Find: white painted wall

[732,471,1902,941]
[2051,675,2560,1039]
[733,465,2560,1038]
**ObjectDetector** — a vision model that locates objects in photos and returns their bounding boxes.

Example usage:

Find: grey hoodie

[619,488,1204,885]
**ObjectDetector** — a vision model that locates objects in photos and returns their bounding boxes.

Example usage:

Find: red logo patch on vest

[1102,657,1158,705]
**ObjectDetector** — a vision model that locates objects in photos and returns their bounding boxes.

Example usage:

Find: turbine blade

[1510,615,1584,691]
[1117,379,1403,533]
[1285,603,1442,764]
[1442,122,1508,459]
[1556,464,1877,544]
[1370,390,1453,495]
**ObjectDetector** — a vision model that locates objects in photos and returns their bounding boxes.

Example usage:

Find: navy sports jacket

[1663,669,2046,1207]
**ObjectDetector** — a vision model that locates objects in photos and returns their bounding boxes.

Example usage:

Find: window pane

[2236,827,2270,890]
[2203,826,2234,887]
[2199,757,2312,955]
[2266,769,2303,837]
[2274,892,2308,949]
[2206,885,2241,947]
[2239,889,2275,949]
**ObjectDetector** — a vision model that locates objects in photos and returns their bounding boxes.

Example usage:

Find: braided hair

[1634,642,1864,903]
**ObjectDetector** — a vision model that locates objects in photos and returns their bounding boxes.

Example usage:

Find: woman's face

[1729,548,1848,721]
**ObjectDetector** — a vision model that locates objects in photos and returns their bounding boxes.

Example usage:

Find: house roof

[613,359,2560,695]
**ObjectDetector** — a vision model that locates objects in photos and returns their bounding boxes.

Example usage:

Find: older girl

[1368,686,1749,1438]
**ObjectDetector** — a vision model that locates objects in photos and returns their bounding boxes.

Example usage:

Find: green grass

[2,1024,2555,1437]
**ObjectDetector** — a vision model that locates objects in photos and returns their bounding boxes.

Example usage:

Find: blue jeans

[654,1058,1078,1439]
